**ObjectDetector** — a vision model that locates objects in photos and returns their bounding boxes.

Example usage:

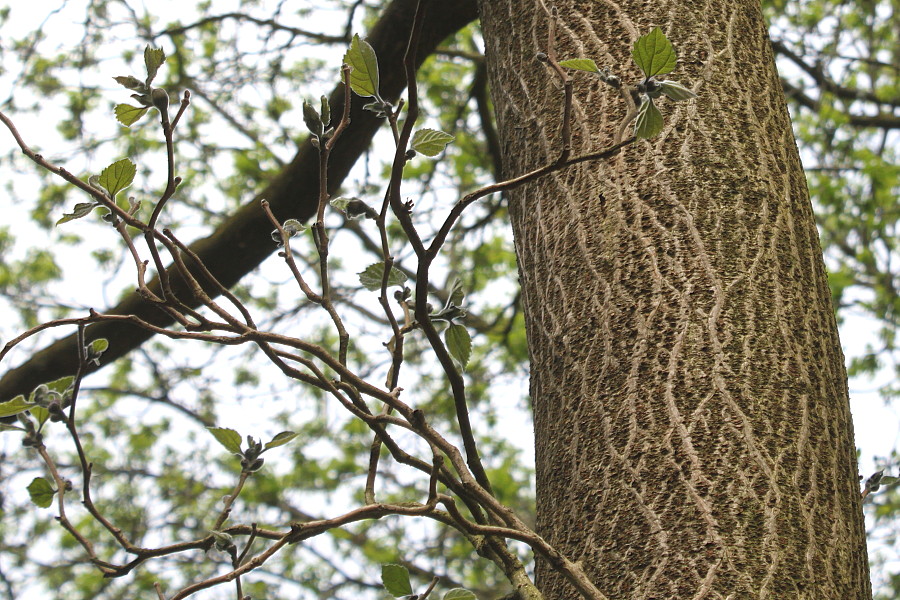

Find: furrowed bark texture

[479,0,870,598]
[0,0,478,403]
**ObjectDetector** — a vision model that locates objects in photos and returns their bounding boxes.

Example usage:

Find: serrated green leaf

[381,564,412,597]
[28,478,56,508]
[264,431,299,450]
[207,427,243,455]
[632,28,677,79]
[143,46,166,84]
[659,80,697,101]
[343,34,380,98]
[411,129,454,157]
[98,159,136,199]
[0,396,31,418]
[45,376,75,395]
[113,75,146,92]
[114,103,148,127]
[634,98,663,139]
[57,202,99,225]
[444,589,477,600]
[358,262,408,291]
[302,100,323,138]
[558,58,600,73]
[445,323,472,369]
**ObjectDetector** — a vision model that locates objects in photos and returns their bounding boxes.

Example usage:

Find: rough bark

[0,0,478,403]
[479,0,870,598]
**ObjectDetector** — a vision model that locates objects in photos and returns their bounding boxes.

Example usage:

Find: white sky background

[0,0,898,595]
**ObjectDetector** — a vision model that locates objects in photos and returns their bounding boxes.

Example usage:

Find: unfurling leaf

[358,262,408,291]
[207,427,243,455]
[331,197,377,220]
[411,129,454,157]
[558,58,600,73]
[445,323,472,370]
[264,431,299,450]
[302,100,324,138]
[143,45,166,84]
[634,98,663,139]
[113,75,146,92]
[320,94,331,128]
[98,158,136,198]
[444,590,477,600]
[632,28,677,79]
[57,202,99,225]
[86,338,109,366]
[27,477,56,508]
[381,564,413,597]
[45,376,75,395]
[114,104,149,127]
[659,80,697,101]
[343,34,380,98]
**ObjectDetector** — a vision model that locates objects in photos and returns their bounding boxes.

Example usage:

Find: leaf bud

[150,87,170,113]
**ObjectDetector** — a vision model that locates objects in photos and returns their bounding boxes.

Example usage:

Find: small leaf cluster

[57,159,138,226]
[559,28,697,139]
[430,279,470,370]
[207,427,299,473]
[112,45,168,127]
[271,218,306,247]
[0,375,77,443]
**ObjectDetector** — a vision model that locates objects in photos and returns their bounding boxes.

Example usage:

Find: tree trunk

[479,1,871,598]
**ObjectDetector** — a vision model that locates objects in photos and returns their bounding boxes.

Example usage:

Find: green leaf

[343,34,380,98]
[98,159,136,199]
[27,478,56,508]
[659,80,697,101]
[445,323,472,369]
[302,100,324,138]
[30,405,50,427]
[411,129,454,157]
[381,564,412,597]
[207,427,243,455]
[358,262,408,291]
[113,75,146,92]
[444,589,477,600]
[634,98,663,139]
[558,58,600,73]
[0,423,25,432]
[87,339,109,356]
[264,431,299,450]
[632,28,677,79]
[57,202,99,225]
[114,104,148,127]
[448,278,465,307]
[331,197,377,220]
[143,46,166,84]
[45,376,75,395]
[0,396,32,419]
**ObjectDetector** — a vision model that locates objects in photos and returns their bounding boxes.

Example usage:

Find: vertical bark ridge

[479,0,870,598]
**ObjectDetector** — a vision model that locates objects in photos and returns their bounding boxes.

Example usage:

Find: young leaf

[302,100,324,138]
[57,202,99,225]
[27,477,56,508]
[343,34,380,98]
[632,28,677,79]
[445,323,472,369]
[98,159,136,198]
[30,405,50,427]
[264,431,299,450]
[411,129,454,157]
[320,94,331,128]
[86,338,109,365]
[113,75,146,92]
[45,376,75,395]
[358,262,408,291]
[0,396,31,419]
[659,80,697,101]
[331,197,378,220]
[207,427,243,455]
[114,104,149,127]
[444,590,477,600]
[143,45,166,84]
[634,98,663,139]
[558,58,600,73]
[381,564,413,597]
